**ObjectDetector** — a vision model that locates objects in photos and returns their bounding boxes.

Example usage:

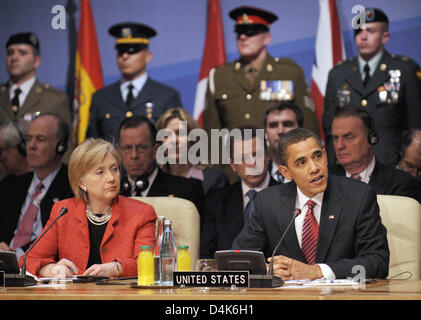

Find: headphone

[12,120,27,156]
[121,173,151,195]
[55,139,67,155]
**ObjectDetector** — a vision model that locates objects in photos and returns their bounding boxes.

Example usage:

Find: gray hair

[0,119,30,147]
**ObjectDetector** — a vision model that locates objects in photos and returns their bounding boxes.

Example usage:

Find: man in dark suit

[232,128,389,280]
[323,8,421,166]
[330,107,421,203]
[396,129,421,181]
[200,125,279,258]
[0,113,73,258]
[87,23,182,142]
[117,115,205,218]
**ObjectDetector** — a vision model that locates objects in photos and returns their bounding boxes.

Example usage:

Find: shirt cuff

[316,263,336,280]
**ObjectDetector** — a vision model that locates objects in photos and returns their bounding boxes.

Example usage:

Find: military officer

[86,22,182,142]
[323,8,421,166]
[0,32,73,179]
[203,6,318,136]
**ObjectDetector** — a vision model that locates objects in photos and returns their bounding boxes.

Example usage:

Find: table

[1,279,421,300]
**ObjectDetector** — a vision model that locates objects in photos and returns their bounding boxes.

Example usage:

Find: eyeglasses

[119,144,152,155]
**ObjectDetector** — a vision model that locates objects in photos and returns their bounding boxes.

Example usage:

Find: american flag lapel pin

[329,215,335,220]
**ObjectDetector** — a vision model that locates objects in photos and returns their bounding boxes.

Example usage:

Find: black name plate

[173,271,249,287]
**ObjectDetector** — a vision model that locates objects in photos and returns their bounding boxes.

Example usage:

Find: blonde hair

[155,107,199,133]
[68,138,121,202]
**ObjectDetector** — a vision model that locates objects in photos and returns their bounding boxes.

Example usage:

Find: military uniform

[86,78,182,141]
[203,54,318,134]
[323,50,421,165]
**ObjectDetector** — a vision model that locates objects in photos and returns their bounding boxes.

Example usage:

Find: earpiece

[55,139,68,155]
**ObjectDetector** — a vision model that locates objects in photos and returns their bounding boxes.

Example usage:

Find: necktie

[13,182,44,249]
[243,189,257,222]
[363,63,371,88]
[301,199,318,265]
[126,83,134,107]
[11,87,22,115]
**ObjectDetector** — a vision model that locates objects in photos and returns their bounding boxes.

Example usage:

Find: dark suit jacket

[86,77,182,141]
[232,175,390,279]
[120,167,206,220]
[329,161,421,203]
[202,167,229,195]
[323,50,421,165]
[0,165,74,249]
[200,177,279,259]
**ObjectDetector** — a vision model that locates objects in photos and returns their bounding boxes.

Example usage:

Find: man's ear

[278,164,292,181]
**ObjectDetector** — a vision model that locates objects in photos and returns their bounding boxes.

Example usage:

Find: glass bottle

[177,245,191,271]
[160,219,177,285]
[154,216,165,285]
[138,245,154,286]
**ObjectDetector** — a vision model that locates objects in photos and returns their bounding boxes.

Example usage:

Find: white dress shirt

[241,173,270,209]
[345,156,376,184]
[294,187,335,280]
[128,166,158,197]
[9,76,36,107]
[120,73,148,103]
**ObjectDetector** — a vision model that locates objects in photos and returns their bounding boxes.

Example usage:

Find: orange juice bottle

[138,246,154,285]
[176,245,191,271]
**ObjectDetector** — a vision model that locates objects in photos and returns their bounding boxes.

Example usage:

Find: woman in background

[155,107,229,195]
[20,138,157,278]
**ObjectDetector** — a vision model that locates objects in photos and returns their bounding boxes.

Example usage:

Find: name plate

[173,271,249,287]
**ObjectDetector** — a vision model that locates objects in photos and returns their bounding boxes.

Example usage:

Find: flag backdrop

[310,0,345,139]
[193,0,226,127]
[73,0,103,144]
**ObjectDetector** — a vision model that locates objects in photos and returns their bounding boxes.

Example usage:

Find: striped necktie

[13,182,44,249]
[301,199,318,265]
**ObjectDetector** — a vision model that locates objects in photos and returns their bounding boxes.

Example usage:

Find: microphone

[20,207,69,277]
[268,208,301,277]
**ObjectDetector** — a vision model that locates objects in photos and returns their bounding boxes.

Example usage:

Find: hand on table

[268,255,323,281]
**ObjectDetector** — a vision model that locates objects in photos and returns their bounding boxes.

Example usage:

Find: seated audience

[20,138,157,278]
[0,119,30,177]
[155,107,229,195]
[200,125,279,259]
[117,115,206,218]
[0,113,73,259]
[232,128,389,280]
[396,129,421,181]
[264,102,303,183]
[329,107,421,203]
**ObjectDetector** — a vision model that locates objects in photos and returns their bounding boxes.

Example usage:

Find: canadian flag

[311,0,345,139]
[193,0,226,127]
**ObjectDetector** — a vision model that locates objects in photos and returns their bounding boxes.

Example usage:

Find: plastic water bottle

[160,219,177,285]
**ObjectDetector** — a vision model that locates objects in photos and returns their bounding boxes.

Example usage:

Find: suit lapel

[148,168,168,196]
[316,177,344,262]
[131,78,155,109]
[277,183,304,260]
[225,182,245,235]
[107,82,126,108]
[101,197,119,247]
[369,162,385,193]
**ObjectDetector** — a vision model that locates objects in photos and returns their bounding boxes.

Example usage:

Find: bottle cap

[177,245,189,249]
[140,245,151,250]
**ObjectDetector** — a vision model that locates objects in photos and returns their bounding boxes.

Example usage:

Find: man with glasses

[87,23,182,142]
[203,6,318,137]
[117,115,205,219]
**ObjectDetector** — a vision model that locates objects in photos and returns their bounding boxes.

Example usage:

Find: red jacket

[20,195,157,277]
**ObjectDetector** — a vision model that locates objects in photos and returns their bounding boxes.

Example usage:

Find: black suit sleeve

[200,191,219,259]
[326,187,389,279]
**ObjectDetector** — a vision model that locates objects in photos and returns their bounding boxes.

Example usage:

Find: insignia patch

[259,80,294,101]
